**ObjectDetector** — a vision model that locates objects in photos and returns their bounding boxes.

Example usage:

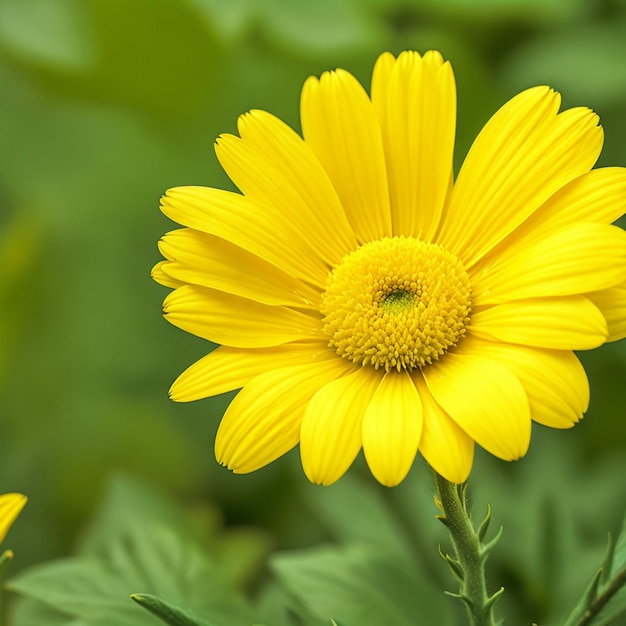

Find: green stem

[575,566,626,626]
[0,550,13,626]
[434,472,502,626]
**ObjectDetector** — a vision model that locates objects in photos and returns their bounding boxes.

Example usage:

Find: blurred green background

[1,0,626,623]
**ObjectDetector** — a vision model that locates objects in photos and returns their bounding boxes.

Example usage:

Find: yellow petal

[361,370,422,487]
[587,281,626,342]
[423,352,531,461]
[472,223,626,306]
[301,68,392,242]
[440,86,603,267]
[216,358,352,474]
[170,341,335,402]
[0,493,27,544]
[163,285,322,348]
[234,110,357,255]
[215,122,356,267]
[474,168,626,271]
[412,374,474,484]
[300,367,380,485]
[161,187,329,287]
[371,50,456,240]
[469,296,607,350]
[151,260,185,289]
[457,336,588,429]
[159,229,320,307]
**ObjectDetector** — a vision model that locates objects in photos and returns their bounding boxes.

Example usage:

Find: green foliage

[8,476,263,626]
[6,449,626,626]
[132,594,215,626]
[272,544,454,625]
[561,515,626,626]
[2,1,626,625]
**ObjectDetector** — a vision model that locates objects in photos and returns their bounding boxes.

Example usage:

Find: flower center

[321,237,472,372]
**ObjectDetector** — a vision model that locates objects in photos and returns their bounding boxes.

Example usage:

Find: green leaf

[8,558,152,625]
[0,0,94,70]
[9,476,260,626]
[186,0,257,41]
[407,0,589,23]
[302,473,415,565]
[0,0,222,114]
[9,596,73,626]
[76,474,204,559]
[557,514,626,626]
[78,474,271,590]
[259,0,385,56]
[589,514,626,625]
[131,594,213,626]
[271,544,456,625]
[500,20,626,108]
[465,433,626,624]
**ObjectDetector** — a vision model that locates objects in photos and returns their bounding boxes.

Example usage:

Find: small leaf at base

[131,593,214,626]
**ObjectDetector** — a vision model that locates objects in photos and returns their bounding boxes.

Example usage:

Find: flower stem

[434,472,503,626]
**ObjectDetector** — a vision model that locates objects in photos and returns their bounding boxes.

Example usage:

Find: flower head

[153,51,626,486]
[0,493,27,545]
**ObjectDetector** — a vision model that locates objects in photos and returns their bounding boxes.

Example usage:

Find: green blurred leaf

[500,20,626,108]
[76,475,200,558]
[132,594,213,626]
[560,514,626,626]
[0,0,222,114]
[590,514,626,625]
[9,558,150,624]
[0,215,45,388]
[259,0,385,56]
[0,0,94,70]
[302,473,414,563]
[187,0,256,41]
[10,596,72,626]
[271,543,455,625]
[466,435,626,623]
[407,0,589,23]
[77,474,271,590]
[8,476,261,626]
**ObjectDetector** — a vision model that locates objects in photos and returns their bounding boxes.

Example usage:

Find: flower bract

[153,50,626,486]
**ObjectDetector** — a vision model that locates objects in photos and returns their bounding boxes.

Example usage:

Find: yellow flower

[0,493,26,544]
[153,51,626,487]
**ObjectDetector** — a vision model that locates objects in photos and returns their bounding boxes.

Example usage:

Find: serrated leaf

[8,558,152,625]
[77,475,201,558]
[302,474,414,565]
[79,474,270,590]
[9,476,258,626]
[271,544,455,625]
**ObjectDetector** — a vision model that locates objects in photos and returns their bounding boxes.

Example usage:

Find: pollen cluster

[321,237,472,372]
